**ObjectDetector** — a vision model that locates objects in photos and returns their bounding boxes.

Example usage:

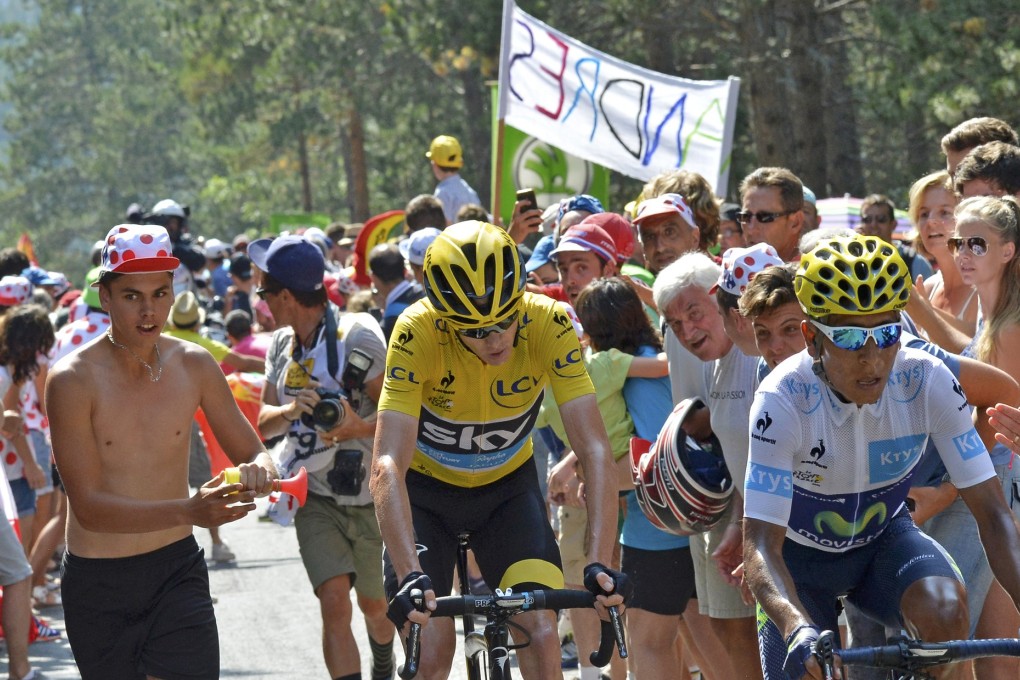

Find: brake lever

[397,589,424,679]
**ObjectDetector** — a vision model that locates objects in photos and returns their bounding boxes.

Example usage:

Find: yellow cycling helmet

[423,221,525,328]
[795,234,911,317]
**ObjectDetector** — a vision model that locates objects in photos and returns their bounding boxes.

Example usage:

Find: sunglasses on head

[946,236,988,256]
[457,311,519,339]
[737,210,794,225]
[811,320,902,351]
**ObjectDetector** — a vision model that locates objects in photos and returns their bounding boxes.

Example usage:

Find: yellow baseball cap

[426,135,463,168]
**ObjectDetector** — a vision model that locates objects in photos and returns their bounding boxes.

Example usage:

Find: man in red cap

[47,224,277,680]
[549,222,619,305]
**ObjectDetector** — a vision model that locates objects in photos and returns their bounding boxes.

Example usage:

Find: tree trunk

[347,106,370,222]
[737,0,793,168]
[819,8,864,196]
[460,67,490,209]
[298,129,312,212]
[779,0,828,194]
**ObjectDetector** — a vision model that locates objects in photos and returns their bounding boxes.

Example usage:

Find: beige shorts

[557,504,589,585]
[294,494,385,598]
[690,521,755,619]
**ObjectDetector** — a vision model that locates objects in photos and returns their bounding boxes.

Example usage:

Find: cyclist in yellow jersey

[371,221,628,679]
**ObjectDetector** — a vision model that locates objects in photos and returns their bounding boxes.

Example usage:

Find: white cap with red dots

[97,224,180,280]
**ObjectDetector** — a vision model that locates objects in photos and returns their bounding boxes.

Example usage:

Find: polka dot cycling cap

[97,224,180,280]
[709,242,785,296]
[0,276,32,306]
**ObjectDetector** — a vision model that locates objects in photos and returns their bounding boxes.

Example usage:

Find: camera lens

[313,398,345,430]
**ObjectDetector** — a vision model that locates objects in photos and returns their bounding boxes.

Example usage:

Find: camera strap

[324,302,340,381]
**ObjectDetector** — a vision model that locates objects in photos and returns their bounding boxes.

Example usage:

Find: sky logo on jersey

[953,429,984,461]
[868,433,926,483]
[388,366,420,384]
[746,463,792,498]
[417,399,542,455]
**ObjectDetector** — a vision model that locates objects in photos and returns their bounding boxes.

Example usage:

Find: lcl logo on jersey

[388,366,420,384]
[490,374,540,409]
[551,348,584,378]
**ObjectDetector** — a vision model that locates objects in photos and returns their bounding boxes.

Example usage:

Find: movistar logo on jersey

[813,501,886,538]
[867,433,926,483]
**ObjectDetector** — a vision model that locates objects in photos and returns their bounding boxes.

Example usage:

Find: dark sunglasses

[812,321,902,351]
[255,287,282,300]
[859,215,891,225]
[458,311,519,339]
[737,210,794,225]
[946,236,988,256]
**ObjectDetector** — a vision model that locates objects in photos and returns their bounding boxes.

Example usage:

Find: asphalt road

[4,499,496,679]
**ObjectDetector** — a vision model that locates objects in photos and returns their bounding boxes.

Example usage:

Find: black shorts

[384,457,563,598]
[621,544,696,616]
[757,511,961,679]
[61,535,219,680]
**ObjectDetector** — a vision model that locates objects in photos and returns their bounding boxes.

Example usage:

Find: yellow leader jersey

[378,292,594,487]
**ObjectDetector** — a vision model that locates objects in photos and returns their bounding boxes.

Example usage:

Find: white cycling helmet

[630,398,733,535]
[150,199,188,219]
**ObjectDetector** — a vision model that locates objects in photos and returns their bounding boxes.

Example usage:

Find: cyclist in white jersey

[743,234,1020,680]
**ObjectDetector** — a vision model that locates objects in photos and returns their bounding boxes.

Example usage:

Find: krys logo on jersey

[868,433,926,484]
[779,376,823,415]
[888,362,926,403]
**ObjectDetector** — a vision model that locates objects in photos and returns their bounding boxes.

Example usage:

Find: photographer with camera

[252,234,394,680]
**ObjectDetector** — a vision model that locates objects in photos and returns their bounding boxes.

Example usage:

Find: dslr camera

[301,388,349,431]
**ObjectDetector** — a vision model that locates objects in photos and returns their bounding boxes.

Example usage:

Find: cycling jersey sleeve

[925,361,996,490]
[743,385,803,528]
[377,304,432,418]
[534,300,594,407]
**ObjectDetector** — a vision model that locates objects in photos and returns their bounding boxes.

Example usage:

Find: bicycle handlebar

[813,630,1020,679]
[397,588,625,678]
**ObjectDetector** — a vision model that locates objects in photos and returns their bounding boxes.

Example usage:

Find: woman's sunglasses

[811,321,902,351]
[947,236,988,256]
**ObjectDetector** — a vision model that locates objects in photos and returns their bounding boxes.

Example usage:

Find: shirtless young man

[46,224,278,680]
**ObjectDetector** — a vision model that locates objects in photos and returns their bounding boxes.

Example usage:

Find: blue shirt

[434,174,481,224]
[621,345,689,550]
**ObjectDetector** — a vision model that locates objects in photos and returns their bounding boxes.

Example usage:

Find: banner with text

[498,3,740,194]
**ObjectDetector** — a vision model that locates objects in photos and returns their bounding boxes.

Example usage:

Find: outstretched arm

[47,365,255,533]
[960,478,1020,613]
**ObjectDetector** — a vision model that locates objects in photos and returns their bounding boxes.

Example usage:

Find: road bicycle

[812,629,1020,679]
[397,532,627,679]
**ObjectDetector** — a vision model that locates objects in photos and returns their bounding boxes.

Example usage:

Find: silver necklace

[106,330,163,382]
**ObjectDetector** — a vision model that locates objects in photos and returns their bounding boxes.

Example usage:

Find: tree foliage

[0,0,1016,284]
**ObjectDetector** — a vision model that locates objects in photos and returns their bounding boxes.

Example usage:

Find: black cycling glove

[783,624,822,680]
[583,562,632,602]
[386,571,432,629]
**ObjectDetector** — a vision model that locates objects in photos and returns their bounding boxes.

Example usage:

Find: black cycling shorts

[384,456,563,598]
[756,510,961,679]
[61,535,219,680]
[621,544,695,616]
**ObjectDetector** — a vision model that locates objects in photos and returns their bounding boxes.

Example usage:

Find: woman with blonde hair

[951,194,1020,678]
[912,171,977,330]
